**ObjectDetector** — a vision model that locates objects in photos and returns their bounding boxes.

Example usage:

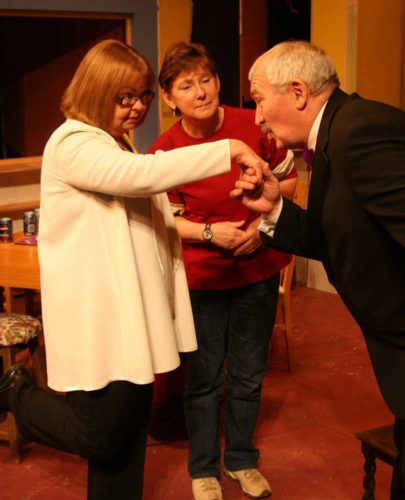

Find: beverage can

[34,208,40,234]
[24,211,36,236]
[0,217,13,242]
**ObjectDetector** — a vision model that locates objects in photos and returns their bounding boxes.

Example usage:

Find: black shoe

[0,364,30,414]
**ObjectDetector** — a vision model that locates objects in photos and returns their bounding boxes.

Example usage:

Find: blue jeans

[184,275,279,478]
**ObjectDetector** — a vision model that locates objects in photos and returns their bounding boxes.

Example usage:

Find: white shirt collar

[307,100,328,150]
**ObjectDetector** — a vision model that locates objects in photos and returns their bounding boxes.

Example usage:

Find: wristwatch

[202,223,213,242]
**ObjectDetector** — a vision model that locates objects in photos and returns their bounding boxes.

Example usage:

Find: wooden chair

[0,313,47,463]
[355,424,398,499]
[1,286,41,316]
[272,180,308,370]
[273,255,296,370]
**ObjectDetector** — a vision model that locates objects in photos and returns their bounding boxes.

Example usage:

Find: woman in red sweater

[148,42,297,500]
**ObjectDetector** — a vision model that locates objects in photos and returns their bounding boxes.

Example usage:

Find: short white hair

[249,40,339,95]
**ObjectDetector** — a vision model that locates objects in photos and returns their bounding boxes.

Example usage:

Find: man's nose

[255,107,264,126]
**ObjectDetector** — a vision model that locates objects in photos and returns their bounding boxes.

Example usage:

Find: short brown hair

[61,39,154,131]
[158,42,217,93]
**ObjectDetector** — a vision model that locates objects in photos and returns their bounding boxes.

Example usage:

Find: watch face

[202,228,213,241]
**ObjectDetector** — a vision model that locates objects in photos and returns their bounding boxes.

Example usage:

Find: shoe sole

[0,364,30,394]
[224,469,272,498]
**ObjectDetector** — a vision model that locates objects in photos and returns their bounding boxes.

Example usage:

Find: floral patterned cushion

[0,313,42,346]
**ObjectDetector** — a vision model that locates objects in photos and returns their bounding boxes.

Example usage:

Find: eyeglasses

[116,89,155,107]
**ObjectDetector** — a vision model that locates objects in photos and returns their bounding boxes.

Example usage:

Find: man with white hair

[232,40,405,498]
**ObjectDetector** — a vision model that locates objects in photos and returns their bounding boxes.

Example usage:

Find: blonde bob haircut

[249,40,339,96]
[61,39,154,131]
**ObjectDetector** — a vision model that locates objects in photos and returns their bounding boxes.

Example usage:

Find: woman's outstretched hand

[228,139,266,186]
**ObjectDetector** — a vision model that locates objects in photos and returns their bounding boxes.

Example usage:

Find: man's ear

[290,80,309,110]
[161,89,176,113]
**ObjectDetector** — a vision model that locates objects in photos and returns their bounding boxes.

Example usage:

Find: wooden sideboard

[0,156,41,219]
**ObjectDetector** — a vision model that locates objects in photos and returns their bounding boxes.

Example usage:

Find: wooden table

[0,233,40,313]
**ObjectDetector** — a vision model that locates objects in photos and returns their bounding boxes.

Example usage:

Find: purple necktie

[303,147,315,171]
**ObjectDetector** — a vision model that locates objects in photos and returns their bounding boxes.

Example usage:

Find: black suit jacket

[262,88,405,418]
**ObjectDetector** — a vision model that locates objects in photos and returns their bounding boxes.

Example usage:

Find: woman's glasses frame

[116,89,155,107]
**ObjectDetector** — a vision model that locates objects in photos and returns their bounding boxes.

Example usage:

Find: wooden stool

[355,424,398,499]
[0,313,47,463]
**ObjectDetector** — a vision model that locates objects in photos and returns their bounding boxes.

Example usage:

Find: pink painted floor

[0,287,393,499]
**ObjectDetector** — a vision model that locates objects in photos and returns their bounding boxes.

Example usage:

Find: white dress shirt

[258,101,328,236]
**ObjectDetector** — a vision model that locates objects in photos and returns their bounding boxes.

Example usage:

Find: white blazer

[39,119,231,391]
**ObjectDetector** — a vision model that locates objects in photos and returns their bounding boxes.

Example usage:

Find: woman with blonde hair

[0,39,266,500]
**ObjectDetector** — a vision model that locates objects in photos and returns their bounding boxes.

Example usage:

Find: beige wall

[157,0,193,133]
[356,0,404,107]
[312,0,404,105]
[312,0,350,89]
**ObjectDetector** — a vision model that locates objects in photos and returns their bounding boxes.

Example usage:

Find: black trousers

[10,379,153,500]
[391,417,405,500]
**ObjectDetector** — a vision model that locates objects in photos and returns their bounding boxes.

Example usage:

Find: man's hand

[230,163,282,216]
[229,139,267,184]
